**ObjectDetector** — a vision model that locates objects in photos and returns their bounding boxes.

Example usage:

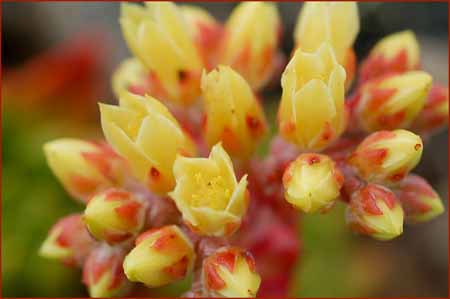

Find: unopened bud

[282,153,343,213]
[123,225,195,287]
[349,130,423,185]
[39,214,95,266]
[181,5,223,69]
[83,189,147,244]
[293,2,359,88]
[82,245,132,298]
[202,246,261,297]
[353,71,432,131]
[346,184,404,240]
[201,66,267,159]
[360,30,420,83]
[396,174,445,223]
[411,84,449,135]
[170,143,249,236]
[220,2,281,90]
[278,43,347,150]
[120,2,203,105]
[44,139,128,203]
[100,92,197,194]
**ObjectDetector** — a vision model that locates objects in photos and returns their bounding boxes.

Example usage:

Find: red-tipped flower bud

[82,244,133,298]
[346,183,404,240]
[202,246,261,297]
[123,225,195,287]
[411,84,449,136]
[83,189,147,244]
[282,153,344,213]
[396,174,445,223]
[39,214,95,266]
[349,129,423,185]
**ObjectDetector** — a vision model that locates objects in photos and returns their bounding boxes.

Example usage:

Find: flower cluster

[41,2,446,297]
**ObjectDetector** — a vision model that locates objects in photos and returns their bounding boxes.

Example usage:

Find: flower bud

[293,2,359,87]
[112,58,149,98]
[83,189,147,244]
[411,84,449,135]
[170,143,249,236]
[39,214,95,266]
[396,174,444,223]
[220,2,281,90]
[349,130,423,185]
[123,225,195,287]
[360,30,420,83]
[202,246,261,297]
[346,183,404,240]
[100,92,197,194]
[352,71,432,131]
[120,2,203,105]
[278,43,347,150]
[282,153,343,213]
[44,139,128,203]
[181,5,223,69]
[201,66,267,159]
[82,245,132,298]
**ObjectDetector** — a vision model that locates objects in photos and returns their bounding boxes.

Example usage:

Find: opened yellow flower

[346,184,404,241]
[44,139,128,203]
[201,66,267,159]
[283,153,344,213]
[349,130,423,185]
[278,43,347,150]
[360,30,420,82]
[220,2,280,90]
[353,71,432,132]
[170,143,249,236]
[120,2,204,105]
[123,225,195,287]
[202,247,261,298]
[294,2,359,88]
[99,92,196,194]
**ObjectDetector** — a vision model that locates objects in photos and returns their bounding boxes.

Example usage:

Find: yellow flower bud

[39,214,95,266]
[349,130,423,185]
[294,2,359,86]
[120,2,204,105]
[44,139,128,203]
[123,225,195,287]
[202,246,261,297]
[170,143,249,236]
[82,245,132,298]
[100,92,196,194]
[181,5,223,69]
[411,84,449,135]
[278,43,347,150]
[396,174,445,223]
[360,30,420,82]
[83,189,147,244]
[112,57,148,98]
[220,2,281,90]
[353,71,432,132]
[282,153,344,213]
[346,183,404,241]
[201,66,267,159]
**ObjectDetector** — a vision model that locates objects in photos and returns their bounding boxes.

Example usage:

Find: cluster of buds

[41,1,446,297]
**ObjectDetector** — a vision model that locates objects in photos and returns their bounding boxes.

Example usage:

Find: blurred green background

[2,2,448,297]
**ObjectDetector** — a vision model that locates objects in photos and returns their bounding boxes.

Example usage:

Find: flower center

[191,173,231,210]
